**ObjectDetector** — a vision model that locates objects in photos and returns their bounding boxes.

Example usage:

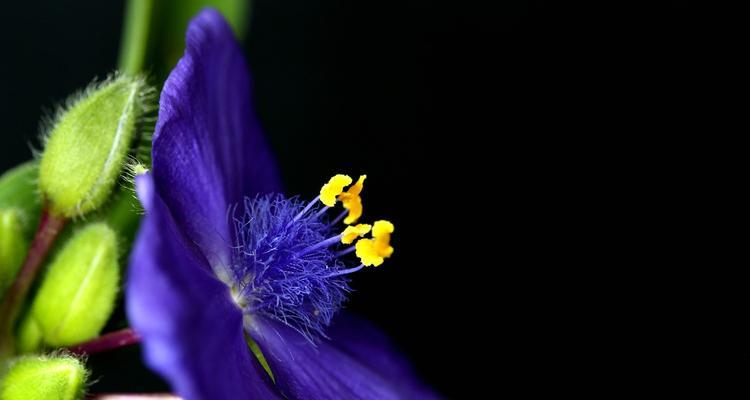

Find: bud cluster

[0,73,154,396]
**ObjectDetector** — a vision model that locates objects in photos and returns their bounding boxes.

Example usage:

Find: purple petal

[327,314,441,400]
[152,8,282,267]
[127,173,281,400]
[247,317,421,400]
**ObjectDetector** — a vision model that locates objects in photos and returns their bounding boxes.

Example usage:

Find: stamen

[312,205,330,220]
[338,175,366,224]
[298,234,343,256]
[341,224,372,244]
[230,179,392,341]
[372,220,394,239]
[325,264,365,278]
[289,195,320,225]
[320,174,352,207]
[355,239,381,266]
[328,210,348,227]
[355,220,395,267]
[336,246,357,257]
[232,193,354,340]
[343,197,362,225]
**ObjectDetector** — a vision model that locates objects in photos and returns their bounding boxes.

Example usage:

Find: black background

[0,1,712,397]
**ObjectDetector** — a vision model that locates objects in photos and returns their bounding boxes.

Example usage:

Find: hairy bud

[39,75,153,217]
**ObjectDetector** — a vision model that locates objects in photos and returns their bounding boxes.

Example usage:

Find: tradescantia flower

[126,8,438,400]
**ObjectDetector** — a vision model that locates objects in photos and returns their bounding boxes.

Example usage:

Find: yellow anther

[320,174,352,207]
[355,239,382,267]
[355,220,394,267]
[345,175,366,197]
[372,220,394,240]
[341,224,372,244]
[338,175,366,224]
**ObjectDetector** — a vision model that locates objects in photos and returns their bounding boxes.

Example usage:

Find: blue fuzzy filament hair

[230,194,352,340]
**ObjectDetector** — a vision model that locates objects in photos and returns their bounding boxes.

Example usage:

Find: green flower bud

[39,75,153,217]
[0,210,27,296]
[16,317,42,354]
[26,223,119,347]
[1,355,87,400]
[0,161,41,237]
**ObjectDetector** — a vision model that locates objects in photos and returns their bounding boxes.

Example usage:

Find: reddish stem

[0,205,66,354]
[67,328,142,356]
[87,394,180,399]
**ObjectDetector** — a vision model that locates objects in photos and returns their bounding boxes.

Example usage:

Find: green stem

[118,0,154,74]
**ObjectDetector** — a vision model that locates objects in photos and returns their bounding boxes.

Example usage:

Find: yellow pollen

[320,174,352,207]
[346,175,366,197]
[341,223,372,244]
[355,220,394,266]
[338,175,366,224]
[372,220,394,239]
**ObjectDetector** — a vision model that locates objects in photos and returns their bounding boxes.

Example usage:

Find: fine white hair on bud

[0,354,88,400]
[38,73,156,218]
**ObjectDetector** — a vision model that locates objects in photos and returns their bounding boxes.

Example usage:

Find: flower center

[224,174,394,340]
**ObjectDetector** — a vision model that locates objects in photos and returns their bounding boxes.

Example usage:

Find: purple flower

[126,9,438,400]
